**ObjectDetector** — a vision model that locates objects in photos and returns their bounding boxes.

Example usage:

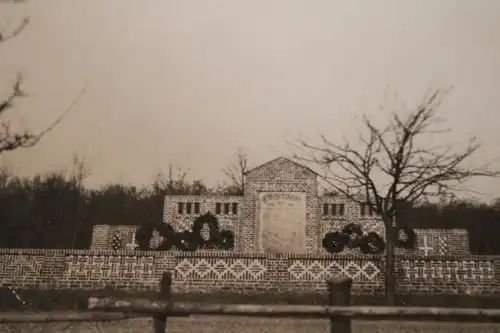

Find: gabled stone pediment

[245,156,317,180]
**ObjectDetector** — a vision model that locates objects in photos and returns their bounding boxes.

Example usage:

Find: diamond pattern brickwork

[0,249,498,295]
[288,258,381,282]
[176,257,267,280]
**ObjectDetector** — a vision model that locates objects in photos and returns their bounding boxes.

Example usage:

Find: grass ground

[3,317,500,333]
[2,288,500,311]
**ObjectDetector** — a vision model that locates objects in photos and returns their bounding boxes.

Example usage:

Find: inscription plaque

[256,192,307,253]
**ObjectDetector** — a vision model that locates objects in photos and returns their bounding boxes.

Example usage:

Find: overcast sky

[1,0,499,201]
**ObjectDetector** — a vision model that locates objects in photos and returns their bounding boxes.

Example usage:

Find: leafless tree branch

[0,72,27,115]
[1,11,85,154]
[219,148,249,195]
[0,16,29,44]
[295,89,499,221]
[0,87,86,154]
[294,88,499,305]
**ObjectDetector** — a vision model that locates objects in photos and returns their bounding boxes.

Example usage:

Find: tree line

[0,156,498,252]
[0,154,248,249]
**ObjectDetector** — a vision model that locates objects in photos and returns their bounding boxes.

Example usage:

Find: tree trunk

[384,224,396,305]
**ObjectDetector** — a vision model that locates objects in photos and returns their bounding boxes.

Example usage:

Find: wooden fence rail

[88,298,500,319]
[2,272,500,333]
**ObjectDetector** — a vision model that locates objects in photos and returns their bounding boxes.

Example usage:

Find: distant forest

[0,167,499,254]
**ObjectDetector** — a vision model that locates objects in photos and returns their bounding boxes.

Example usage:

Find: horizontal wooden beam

[3,301,500,324]
[87,297,500,321]
[0,311,140,323]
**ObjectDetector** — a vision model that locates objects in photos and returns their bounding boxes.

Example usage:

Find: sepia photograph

[1,0,500,332]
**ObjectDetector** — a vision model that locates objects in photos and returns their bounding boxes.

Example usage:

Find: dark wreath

[135,223,155,250]
[359,232,386,254]
[135,214,233,252]
[191,212,221,249]
[175,230,197,251]
[218,229,235,250]
[156,223,176,250]
[322,232,349,253]
[342,223,364,249]
[396,226,416,249]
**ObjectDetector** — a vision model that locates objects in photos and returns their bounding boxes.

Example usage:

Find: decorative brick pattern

[439,236,448,255]
[64,255,156,280]
[0,254,43,285]
[398,259,495,295]
[0,249,176,290]
[400,259,494,282]
[408,229,469,256]
[163,195,242,233]
[91,225,163,251]
[288,259,381,282]
[176,257,267,280]
[49,156,494,298]
[1,249,499,296]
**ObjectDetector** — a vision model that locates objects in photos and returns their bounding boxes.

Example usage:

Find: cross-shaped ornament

[418,235,433,256]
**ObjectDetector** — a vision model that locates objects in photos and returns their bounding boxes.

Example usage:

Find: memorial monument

[91,156,470,255]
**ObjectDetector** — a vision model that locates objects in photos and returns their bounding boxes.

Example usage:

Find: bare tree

[295,89,499,305]
[219,148,249,195]
[152,164,209,195]
[1,9,85,154]
[0,15,29,43]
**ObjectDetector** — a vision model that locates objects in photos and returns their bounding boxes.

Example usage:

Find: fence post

[327,277,352,333]
[153,272,172,333]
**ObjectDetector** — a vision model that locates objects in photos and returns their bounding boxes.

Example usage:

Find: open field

[3,316,500,333]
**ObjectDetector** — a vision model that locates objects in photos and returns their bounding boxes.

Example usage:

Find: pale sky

[1,0,500,200]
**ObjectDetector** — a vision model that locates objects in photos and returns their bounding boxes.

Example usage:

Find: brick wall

[0,248,174,290]
[242,157,319,253]
[0,249,497,296]
[91,212,470,255]
[91,224,163,250]
[91,208,469,255]
[90,156,470,255]
[319,195,470,255]
[163,195,243,232]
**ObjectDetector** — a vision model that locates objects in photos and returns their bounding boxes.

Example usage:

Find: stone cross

[418,235,433,256]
